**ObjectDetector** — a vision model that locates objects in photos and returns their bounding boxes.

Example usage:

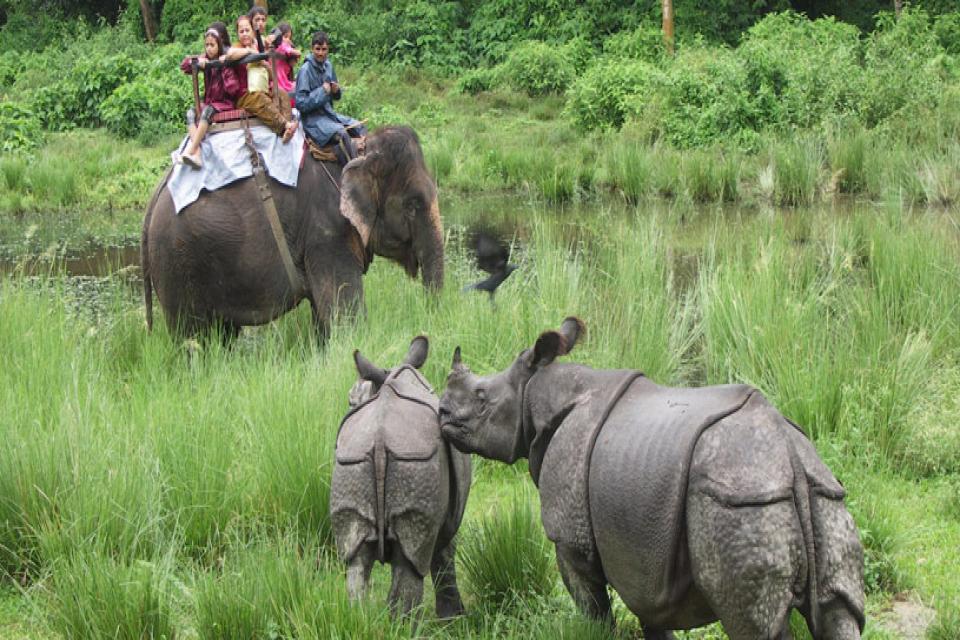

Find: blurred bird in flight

[463,228,518,301]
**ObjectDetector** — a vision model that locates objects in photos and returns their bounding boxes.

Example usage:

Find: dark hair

[236,14,251,29]
[203,27,225,57]
[209,21,231,48]
[276,21,292,37]
[247,5,267,21]
[311,31,329,47]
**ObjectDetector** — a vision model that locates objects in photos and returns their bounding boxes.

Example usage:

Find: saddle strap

[252,167,302,294]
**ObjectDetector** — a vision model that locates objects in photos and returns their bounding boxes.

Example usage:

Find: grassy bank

[1,198,959,638]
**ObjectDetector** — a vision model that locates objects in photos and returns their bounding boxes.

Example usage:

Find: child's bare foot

[282,120,298,143]
[181,152,202,170]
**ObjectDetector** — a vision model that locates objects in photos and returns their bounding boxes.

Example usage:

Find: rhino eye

[475,388,487,402]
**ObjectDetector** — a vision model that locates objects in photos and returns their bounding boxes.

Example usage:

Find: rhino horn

[558,316,586,355]
[354,350,388,386]
[404,335,429,369]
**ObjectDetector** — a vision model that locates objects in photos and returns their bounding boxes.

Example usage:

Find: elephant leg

[346,542,376,602]
[555,543,612,624]
[305,248,364,342]
[387,546,424,619]
[687,492,801,640]
[430,540,465,619]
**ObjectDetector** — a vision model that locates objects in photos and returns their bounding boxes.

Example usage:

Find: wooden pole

[662,0,674,55]
[138,0,156,42]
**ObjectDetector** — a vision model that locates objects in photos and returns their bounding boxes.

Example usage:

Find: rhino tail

[788,439,820,638]
[374,435,387,563]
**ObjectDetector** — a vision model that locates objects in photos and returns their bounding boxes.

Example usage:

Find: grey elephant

[141,126,443,339]
[331,336,472,618]
[439,318,865,640]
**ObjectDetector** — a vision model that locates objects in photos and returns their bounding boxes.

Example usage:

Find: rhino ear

[451,346,464,370]
[354,349,387,386]
[404,335,429,369]
[531,331,563,369]
[558,316,586,355]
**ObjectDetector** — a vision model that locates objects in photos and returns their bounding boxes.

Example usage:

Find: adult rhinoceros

[141,126,443,339]
[438,318,865,640]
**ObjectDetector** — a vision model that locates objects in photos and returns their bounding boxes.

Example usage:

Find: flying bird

[463,228,518,300]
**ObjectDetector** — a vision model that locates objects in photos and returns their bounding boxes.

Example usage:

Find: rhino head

[348,335,430,408]
[439,317,584,462]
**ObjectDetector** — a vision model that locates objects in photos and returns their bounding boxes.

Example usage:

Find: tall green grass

[458,486,555,609]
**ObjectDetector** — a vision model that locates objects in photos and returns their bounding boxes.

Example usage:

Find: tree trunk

[894,0,903,18]
[662,0,674,55]
[253,0,268,10]
[138,0,156,42]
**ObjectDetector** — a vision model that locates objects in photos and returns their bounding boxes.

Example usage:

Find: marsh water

[1,192,955,291]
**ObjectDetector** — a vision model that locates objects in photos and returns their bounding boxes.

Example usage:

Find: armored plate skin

[331,366,470,576]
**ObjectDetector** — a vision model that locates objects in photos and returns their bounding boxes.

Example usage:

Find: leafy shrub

[0,101,43,153]
[99,73,189,140]
[861,8,950,127]
[564,59,662,131]
[934,12,960,54]
[738,12,864,130]
[454,66,502,94]
[501,40,574,96]
[602,22,668,62]
[159,0,247,43]
[654,46,757,148]
[458,487,555,608]
[386,1,468,71]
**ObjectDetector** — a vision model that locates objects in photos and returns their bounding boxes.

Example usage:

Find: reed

[772,137,822,206]
[458,486,556,609]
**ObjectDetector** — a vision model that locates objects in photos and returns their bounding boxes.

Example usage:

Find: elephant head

[348,335,430,408]
[439,318,584,462]
[340,127,444,291]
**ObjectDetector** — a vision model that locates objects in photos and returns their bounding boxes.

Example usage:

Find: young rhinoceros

[439,318,865,640]
[331,336,472,619]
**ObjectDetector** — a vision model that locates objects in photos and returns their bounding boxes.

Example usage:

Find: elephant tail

[374,434,387,564]
[788,436,820,638]
[141,166,173,332]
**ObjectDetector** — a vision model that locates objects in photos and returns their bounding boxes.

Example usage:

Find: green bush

[386,0,468,71]
[602,22,668,62]
[454,66,502,94]
[564,59,662,131]
[99,74,190,140]
[501,40,574,96]
[862,8,950,127]
[0,101,43,153]
[934,12,960,54]
[159,0,247,43]
[738,12,864,130]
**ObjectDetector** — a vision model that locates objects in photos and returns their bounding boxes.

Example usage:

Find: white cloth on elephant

[167,122,306,214]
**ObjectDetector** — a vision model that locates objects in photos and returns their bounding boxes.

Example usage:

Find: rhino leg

[345,542,375,602]
[816,599,861,640]
[387,546,424,619]
[431,540,465,619]
[687,493,802,640]
[555,543,612,623]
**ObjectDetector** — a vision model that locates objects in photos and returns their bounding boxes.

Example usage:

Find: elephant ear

[403,336,429,369]
[353,349,388,386]
[340,153,382,248]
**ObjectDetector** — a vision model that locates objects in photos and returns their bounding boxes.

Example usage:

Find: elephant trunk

[416,196,444,291]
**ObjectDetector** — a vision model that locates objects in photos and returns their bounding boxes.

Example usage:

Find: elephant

[141,126,443,339]
[331,336,472,619]
[438,318,865,640]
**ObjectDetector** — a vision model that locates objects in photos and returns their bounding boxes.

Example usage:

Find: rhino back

[587,380,753,628]
[332,380,450,575]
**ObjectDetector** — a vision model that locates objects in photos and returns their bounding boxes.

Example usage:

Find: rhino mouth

[440,421,473,449]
